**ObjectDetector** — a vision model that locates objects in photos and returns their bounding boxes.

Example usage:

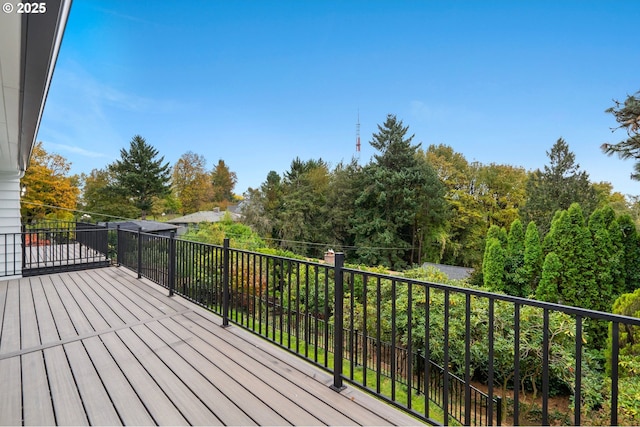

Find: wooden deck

[0,267,421,426]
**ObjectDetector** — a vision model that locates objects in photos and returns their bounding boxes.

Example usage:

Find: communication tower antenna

[356,110,361,159]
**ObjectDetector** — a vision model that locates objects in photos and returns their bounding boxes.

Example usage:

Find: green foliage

[350,115,448,269]
[536,252,560,303]
[182,215,266,251]
[522,138,598,237]
[618,214,640,293]
[611,288,640,359]
[210,159,238,204]
[424,144,528,268]
[543,203,597,309]
[602,90,640,181]
[21,142,80,221]
[108,135,171,219]
[522,221,543,292]
[81,168,140,221]
[483,237,505,292]
[482,237,506,292]
[486,224,508,247]
[172,151,212,214]
[505,219,529,297]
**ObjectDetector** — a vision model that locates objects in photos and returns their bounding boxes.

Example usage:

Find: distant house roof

[167,209,241,225]
[421,262,474,281]
[100,220,179,233]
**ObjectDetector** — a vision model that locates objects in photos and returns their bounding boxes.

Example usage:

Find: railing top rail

[342,265,640,326]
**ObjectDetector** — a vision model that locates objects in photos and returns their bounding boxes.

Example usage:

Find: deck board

[49,274,94,335]
[0,267,422,426]
[0,279,21,353]
[99,331,190,426]
[178,311,391,426]
[82,335,157,426]
[116,327,224,426]
[147,319,295,426]
[19,278,40,349]
[39,274,78,340]
[22,351,56,425]
[65,340,122,425]
[31,276,60,344]
[43,345,88,426]
[0,356,22,425]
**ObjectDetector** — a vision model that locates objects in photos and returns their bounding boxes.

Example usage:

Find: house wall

[0,172,22,278]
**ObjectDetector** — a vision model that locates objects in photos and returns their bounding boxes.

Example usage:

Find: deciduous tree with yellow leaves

[20,142,80,222]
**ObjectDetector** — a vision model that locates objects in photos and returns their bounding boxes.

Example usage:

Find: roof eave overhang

[16,0,72,176]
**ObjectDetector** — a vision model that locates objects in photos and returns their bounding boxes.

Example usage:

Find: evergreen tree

[588,207,616,311]
[543,203,597,308]
[536,252,561,303]
[602,90,640,180]
[522,138,598,236]
[486,224,508,247]
[522,221,543,292]
[505,218,527,296]
[82,168,140,221]
[277,158,329,256]
[108,135,171,219]
[483,237,505,292]
[618,214,640,293]
[210,159,238,204]
[352,114,446,269]
[323,159,362,252]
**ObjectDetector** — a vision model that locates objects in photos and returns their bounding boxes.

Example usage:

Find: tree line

[21,135,239,223]
[20,91,640,273]
[242,114,639,271]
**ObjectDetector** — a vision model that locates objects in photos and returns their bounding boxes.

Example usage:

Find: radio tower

[356,110,361,160]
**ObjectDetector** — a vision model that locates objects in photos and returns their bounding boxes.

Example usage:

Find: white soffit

[0,0,72,176]
[0,12,21,174]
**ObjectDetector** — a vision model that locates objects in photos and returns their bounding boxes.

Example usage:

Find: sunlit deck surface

[0,267,420,426]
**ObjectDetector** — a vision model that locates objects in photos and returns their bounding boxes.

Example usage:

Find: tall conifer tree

[109,135,171,219]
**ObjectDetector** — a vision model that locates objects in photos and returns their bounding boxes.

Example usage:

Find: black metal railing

[0,221,109,277]
[3,223,638,426]
[110,229,640,426]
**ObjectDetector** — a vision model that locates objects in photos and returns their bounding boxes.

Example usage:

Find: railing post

[115,224,121,267]
[222,237,230,327]
[168,231,176,297]
[137,227,142,279]
[331,252,346,392]
[21,224,26,271]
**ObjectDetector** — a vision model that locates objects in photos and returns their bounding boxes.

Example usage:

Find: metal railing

[112,229,640,426]
[0,222,109,277]
[3,223,638,425]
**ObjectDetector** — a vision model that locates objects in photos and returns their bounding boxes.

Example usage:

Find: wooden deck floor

[0,267,421,426]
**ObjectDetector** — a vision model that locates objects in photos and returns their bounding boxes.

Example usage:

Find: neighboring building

[167,208,241,235]
[100,220,180,237]
[0,1,73,278]
[421,262,474,281]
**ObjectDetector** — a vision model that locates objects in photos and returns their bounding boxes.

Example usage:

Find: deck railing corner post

[331,252,346,392]
[222,237,230,327]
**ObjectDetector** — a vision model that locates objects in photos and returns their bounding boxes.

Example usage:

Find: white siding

[0,172,22,278]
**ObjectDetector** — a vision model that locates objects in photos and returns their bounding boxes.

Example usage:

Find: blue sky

[38,0,640,198]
